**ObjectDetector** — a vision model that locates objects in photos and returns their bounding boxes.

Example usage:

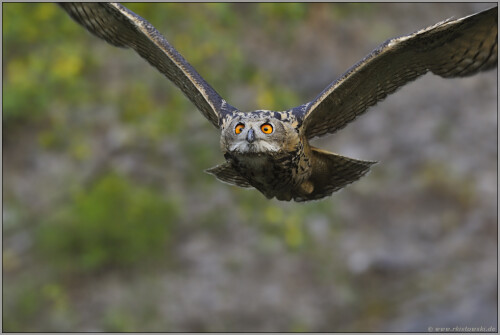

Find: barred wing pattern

[301,6,497,139]
[59,2,238,128]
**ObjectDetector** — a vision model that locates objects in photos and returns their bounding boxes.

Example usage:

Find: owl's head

[220,111,299,155]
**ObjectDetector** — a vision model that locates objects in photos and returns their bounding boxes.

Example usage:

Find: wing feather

[301,6,497,139]
[59,2,238,128]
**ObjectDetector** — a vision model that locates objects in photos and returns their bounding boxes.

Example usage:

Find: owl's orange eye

[235,123,245,134]
[260,123,273,134]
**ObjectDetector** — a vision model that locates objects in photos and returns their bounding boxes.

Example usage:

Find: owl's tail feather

[294,147,376,202]
[205,163,253,188]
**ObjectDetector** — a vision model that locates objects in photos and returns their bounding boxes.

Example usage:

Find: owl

[60,3,497,202]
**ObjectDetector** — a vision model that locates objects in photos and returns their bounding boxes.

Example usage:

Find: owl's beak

[246,128,255,143]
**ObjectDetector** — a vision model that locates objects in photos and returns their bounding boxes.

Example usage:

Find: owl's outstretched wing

[59,2,238,128]
[300,6,497,139]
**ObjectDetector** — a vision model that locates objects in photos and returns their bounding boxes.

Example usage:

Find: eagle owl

[60,3,497,202]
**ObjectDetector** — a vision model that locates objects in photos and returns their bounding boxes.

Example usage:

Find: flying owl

[60,3,497,202]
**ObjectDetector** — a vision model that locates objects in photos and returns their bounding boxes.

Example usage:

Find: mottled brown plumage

[60,3,497,201]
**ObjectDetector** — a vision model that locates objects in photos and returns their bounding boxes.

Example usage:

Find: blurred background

[3,3,497,332]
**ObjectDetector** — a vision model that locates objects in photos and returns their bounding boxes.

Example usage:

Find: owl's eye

[260,123,273,134]
[235,123,245,134]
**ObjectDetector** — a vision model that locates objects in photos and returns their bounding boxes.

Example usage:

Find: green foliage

[3,3,93,123]
[231,192,337,251]
[103,308,136,332]
[329,3,375,20]
[38,174,179,273]
[4,285,42,331]
[255,3,308,25]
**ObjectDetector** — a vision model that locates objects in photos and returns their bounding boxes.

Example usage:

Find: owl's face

[220,111,299,155]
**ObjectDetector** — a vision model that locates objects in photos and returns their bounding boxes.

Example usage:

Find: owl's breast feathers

[223,139,312,201]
